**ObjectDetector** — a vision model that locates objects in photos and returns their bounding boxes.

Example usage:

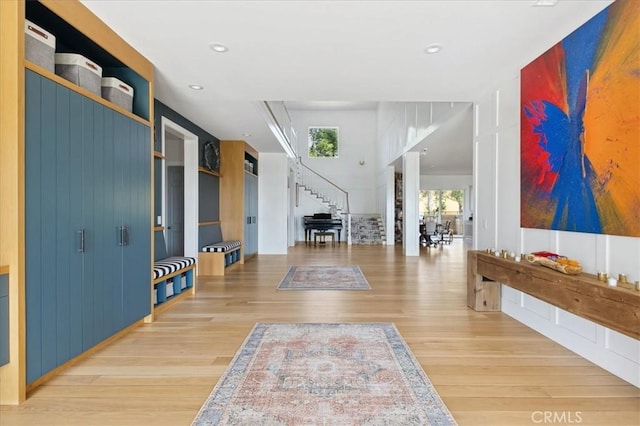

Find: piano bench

[314,231,335,247]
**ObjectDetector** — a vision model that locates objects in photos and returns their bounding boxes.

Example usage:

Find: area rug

[192,323,457,425]
[276,265,371,290]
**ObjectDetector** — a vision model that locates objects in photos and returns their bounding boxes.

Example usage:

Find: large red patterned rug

[192,323,457,425]
[276,266,371,290]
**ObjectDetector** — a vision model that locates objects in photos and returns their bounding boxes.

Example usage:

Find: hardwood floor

[2,241,638,425]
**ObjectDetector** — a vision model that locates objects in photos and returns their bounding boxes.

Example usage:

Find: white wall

[291,109,378,215]
[474,75,640,387]
[291,109,378,241]
[258,153,288,254]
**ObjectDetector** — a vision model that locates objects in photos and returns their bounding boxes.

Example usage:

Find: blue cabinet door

[25,70,152,384]
[0,274,9,367]
[244,173,258,256]
[121,116,151,325]
[25,71,84,382]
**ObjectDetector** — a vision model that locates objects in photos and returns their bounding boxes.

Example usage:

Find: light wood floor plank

[2,241,638,425]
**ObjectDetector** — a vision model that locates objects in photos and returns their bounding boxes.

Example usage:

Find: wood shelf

[25,61,151,127]
[467,250,640,340]
[153,151,165,159]
[199,221,221,227]
[0,265,8,275]
[244,170,258,178]
[198,167,221,177]
[154,226,164,232]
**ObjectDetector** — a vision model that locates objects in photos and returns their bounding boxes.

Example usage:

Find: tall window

[308,127,339,158]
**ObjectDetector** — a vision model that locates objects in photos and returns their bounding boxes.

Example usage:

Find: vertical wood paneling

[25,73,152,384]
[92,100,106,343]
[122,117,151,325]
[81,97,95,350]
[137,120,152,320]
[38,76,57,376]
[115,113,128,325]
[25,71,42,383]
[101,108,122,336]
[68,90,83,359]
[54,83,71,366]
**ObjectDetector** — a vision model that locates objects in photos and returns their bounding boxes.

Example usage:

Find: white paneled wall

[475,75,640,387]
[377,102,472,168]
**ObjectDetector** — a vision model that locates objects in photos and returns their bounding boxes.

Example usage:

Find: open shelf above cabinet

[25,61,150,126]
[199,167,222,178]
[25,0,151,121]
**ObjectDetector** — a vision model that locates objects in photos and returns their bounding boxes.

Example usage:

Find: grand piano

[304,213,343,245]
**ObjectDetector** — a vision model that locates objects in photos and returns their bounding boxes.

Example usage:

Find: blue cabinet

[244,172,258,257]
[0,273,8,367]
[25,70,151,384]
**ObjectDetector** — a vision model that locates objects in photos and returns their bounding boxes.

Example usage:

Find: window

[308,127,339,158]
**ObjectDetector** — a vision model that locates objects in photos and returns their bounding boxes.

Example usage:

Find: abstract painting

[521,0,639,237]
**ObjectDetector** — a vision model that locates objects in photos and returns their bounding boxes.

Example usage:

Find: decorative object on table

[525,251,583,275]
[202,140,219,172]
[191,323,457,426]
[520,0,640,238]
[277,265,370,290]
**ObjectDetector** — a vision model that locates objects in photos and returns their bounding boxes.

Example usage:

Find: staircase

[296,158,352,242]
[350,214,385,245]
[260,101,387,245]
[297,184,346,217]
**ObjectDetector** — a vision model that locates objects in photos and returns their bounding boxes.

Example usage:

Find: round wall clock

[203,141,220,172]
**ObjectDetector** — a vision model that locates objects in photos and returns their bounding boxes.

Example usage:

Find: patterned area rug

[276,266,371,290]
[192,323,457,425]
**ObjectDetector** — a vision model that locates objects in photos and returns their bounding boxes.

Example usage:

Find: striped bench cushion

[202,240,242,253]
[154,256,196,280]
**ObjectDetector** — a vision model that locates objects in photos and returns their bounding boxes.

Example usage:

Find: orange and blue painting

[521,0,639,237]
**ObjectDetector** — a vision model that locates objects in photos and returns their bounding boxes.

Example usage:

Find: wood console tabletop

[467,250,640,340]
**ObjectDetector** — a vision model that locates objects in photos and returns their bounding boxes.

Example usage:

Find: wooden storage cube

[55,53,102,96]
[25,20,56,72]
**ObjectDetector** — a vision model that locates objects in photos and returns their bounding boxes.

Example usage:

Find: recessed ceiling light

[533,0,559,6]
[209,42,229,53]
[424,44,442,54]
[189,84,204,90]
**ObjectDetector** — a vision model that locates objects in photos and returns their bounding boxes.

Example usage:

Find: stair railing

[296,157,350,215]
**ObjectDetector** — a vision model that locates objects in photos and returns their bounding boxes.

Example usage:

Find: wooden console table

[467,250,640,340]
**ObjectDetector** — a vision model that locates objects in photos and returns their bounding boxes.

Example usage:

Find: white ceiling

[81,0,612,174]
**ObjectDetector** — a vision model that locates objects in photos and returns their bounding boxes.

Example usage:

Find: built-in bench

[198,224,242,276]
[153,232,196,307]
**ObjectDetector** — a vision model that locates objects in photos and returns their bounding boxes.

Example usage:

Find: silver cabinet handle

[123,226,130,246]
[77,229,85,253]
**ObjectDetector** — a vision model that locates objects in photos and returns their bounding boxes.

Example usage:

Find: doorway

[420,189,464,235]
[160,117,199,258]
[166,166,185,256]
